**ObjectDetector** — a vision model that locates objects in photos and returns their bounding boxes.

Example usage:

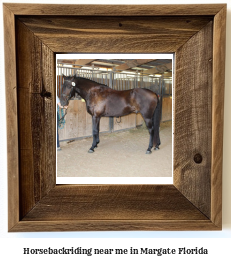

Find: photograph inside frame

[56,54,173,184]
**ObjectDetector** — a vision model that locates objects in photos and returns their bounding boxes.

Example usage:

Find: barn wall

[59,97,171,141]
[59,100,110,141]
[113,114,137,132]
[162,96,172,122]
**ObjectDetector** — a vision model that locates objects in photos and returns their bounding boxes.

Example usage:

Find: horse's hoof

[146,150,152,154]
[88,149,94,153]
[154,147,160,150]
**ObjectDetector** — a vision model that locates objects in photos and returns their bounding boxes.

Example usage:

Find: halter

[61,81,75,103]
[58,81,75,123]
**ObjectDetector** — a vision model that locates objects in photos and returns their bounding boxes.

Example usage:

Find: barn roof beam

[115,59,156,71]
[74,59,96,67]
[145,62,172,75]
[57,59,96,68]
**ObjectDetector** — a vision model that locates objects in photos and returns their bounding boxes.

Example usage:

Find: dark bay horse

[60,75,161,154]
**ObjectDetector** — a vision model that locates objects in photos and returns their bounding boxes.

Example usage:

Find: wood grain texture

[4,3,225,16]
[211,5,226,228]
[14,185,218,232]
[16,19,56,218]
[11,220,218,232]
[3,3,226,231]
[3,5,19,231]
[21,185,207,221]
[174,22,213,218]
[17,16,213,53]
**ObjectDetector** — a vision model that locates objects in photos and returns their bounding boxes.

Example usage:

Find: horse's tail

[152,94,161,148]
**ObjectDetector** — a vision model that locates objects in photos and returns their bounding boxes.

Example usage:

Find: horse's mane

[74,76,109,88]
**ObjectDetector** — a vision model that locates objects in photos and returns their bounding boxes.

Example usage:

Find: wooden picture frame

[4,3,226,232]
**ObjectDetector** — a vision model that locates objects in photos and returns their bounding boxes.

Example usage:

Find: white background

[0,0,231,260]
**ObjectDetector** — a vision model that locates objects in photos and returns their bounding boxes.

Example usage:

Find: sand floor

[57,121,172,178]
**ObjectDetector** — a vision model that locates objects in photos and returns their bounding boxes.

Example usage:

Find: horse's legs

[88,116,100,153]
[154,133,161,150]
[143,117,154,154]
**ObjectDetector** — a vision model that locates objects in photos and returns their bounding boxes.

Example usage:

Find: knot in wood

[194,153,203,164]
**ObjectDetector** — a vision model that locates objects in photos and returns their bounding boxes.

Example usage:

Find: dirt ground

[57,121,172,178]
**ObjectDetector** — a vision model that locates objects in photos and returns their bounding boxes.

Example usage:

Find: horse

[60,75,161,154]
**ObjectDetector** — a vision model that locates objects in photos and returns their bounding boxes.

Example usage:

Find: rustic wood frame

[4,4,226,232]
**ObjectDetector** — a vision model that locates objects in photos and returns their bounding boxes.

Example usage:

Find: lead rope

[58,107,68,129]
[116,117,122,124]
[58,108,68,122]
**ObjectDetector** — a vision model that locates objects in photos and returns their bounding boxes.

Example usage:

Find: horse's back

[131,88,159,117]
[134,87,158,98]
[88,85,158,117]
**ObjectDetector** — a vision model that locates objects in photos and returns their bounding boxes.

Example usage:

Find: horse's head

[60,75,76,106]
